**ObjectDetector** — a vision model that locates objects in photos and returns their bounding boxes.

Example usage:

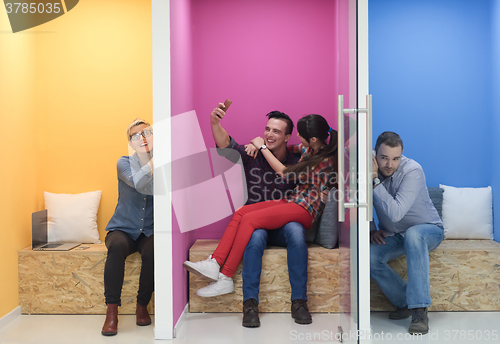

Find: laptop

[32,210,81,251]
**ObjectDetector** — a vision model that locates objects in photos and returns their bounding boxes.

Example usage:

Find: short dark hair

[375,131,403,152]
[266,111,294,135]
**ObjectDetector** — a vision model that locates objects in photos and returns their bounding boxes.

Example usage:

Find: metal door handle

[366,95,373,221]
[337,94,372,222]
[338,95,345,222]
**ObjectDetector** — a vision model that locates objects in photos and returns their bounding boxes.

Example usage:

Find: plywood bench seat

[370,239,500,311]
[18,244,154,315]
[188,239,339,313]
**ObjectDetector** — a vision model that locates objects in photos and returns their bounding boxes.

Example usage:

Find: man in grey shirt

[370,131,443,336]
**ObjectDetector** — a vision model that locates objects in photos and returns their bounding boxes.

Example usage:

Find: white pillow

[439,184,493,240]
[44,191,102,244]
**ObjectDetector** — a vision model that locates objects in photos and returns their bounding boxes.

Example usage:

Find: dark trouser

[104,231,154,306]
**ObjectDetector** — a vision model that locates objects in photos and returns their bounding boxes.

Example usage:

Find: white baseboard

[173,303,189,338]
[0,306,21,330]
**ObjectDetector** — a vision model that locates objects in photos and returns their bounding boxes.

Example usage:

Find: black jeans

[104,231,154,306]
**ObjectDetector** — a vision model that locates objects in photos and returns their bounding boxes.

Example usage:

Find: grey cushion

[427,187,444,219]
[307,187,339,249]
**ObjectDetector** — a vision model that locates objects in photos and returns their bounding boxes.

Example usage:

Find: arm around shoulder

[250,136,286,175]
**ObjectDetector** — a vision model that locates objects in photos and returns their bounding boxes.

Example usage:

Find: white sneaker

[196,273,234,297]
[183,255,220,282]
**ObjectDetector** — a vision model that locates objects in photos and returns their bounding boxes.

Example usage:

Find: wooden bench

[20,238,499,314]
[370,239,500,311]
[18,244,154,315]
[188,239,500,313]
[188,239,339,313]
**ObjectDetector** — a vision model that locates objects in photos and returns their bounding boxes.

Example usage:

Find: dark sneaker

[242,298,260,328]
[291,300,312,325]
[408,308,429,335]
[389,306,411,320]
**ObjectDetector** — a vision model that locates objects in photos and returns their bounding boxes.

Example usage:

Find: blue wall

[370,0,493,188]
[370,0,498,241]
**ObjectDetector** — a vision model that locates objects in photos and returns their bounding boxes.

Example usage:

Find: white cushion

[439,184,493,240]
[44,191,102,244]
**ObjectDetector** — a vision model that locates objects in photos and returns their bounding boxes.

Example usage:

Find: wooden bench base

[370,240,500,311]
[19,238,500,314]
[189,239,500,313]
[18,244,154,315]
[188,239,339,313]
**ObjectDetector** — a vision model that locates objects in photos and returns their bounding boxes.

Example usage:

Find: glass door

[338,0,371,343]
[338,93,359,343]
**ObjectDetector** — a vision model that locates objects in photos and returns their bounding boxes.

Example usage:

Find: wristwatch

[260,145,267,150]
[373,177,381,188]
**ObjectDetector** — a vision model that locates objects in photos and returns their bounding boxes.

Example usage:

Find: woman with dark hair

[183,114,337,298]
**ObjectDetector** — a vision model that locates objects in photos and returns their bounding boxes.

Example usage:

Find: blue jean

[242,222,308,303]
[370,223,444,309]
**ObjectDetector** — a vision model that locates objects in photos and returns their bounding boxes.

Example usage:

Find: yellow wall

[0,0,152,318]
[0,16,40,319]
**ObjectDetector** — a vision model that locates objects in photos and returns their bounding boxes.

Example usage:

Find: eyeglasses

[130,129,153,141]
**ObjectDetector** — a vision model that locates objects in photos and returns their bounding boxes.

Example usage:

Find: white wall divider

[152,0,173,340]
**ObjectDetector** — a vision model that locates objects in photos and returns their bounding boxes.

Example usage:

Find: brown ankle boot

[136,303,152,326]
[101,304,118,336]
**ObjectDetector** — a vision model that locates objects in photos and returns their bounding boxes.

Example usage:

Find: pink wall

[170,0,195,328]
[191,0,341,240]
[192,0,339,145]
[170,0,351,330]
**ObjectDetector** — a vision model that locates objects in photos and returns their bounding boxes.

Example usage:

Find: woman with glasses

[101,118,154,336]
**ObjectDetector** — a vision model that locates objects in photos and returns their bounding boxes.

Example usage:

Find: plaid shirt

[285,144,336,221]
[219,137,301,204]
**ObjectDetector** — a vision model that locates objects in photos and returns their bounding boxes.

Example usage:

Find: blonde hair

[126,118,151,140]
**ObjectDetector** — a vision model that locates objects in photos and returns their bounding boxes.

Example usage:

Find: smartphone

[222,99,232,112]
[216,99,232,119]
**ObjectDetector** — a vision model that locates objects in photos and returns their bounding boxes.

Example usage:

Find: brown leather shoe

[136,303,152,326]
[101,304,118,336]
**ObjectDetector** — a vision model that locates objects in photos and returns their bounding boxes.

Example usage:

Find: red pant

[212,199,312,278]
